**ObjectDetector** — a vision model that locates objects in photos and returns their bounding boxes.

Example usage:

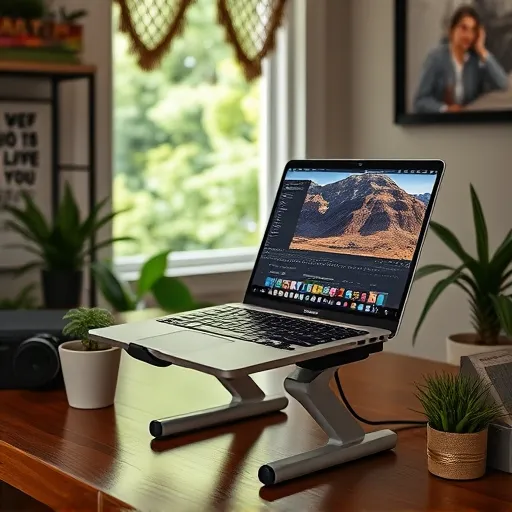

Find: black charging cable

[334,371,427,426]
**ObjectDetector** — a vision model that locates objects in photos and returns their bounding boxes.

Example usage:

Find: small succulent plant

[63,307,115,351]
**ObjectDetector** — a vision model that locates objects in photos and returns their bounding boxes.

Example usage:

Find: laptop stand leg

[258,365,397,485]
[150,375,289,438]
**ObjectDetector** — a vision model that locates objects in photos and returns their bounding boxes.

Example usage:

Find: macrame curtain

[115,0,288,80]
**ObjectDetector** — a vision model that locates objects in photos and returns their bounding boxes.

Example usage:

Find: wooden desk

[1,352,511,511]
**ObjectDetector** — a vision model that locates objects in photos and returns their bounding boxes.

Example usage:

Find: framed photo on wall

[395,0,512,124]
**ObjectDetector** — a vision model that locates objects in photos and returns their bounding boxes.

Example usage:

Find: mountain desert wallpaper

[288,172,436,260]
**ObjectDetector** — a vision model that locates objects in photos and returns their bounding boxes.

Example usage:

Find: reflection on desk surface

[1,352,512,511]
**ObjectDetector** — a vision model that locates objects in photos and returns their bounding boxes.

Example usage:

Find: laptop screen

[245,161,443,323]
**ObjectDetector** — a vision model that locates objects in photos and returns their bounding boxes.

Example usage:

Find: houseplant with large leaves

[414,185,512,364]
[4,183,131,309]
[92,249,206,315]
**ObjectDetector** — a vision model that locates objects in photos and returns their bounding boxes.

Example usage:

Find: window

[112,0,264,268]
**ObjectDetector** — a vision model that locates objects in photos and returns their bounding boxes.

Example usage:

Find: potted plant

[92,249,207,315]
[4,183,131,309]
[0,0,86,64]
[414,185,512,364]
[60,307,121,409]
[415,372,502,480]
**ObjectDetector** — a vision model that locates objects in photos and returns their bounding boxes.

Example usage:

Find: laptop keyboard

[157,305,368,351]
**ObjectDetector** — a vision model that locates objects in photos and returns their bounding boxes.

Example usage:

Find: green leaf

[79,196,110,239]
[137,250,171,300]
[82,237,135,259]
[492,295,512,338]
[491,232,512,278]
[470,185,489,264]
[4,220,40,244]
[19,191,50,241]
[151,276,197,313]
[455,413,470,433]
[413,266,464,344]
[429,221,474,265]
[91,262,137,312]
[92,207,132,235]
[440,410,449,432]
[4,203,48,244]
[14,261,43,276]
[414,264,455,281]
[3,244,42,257]
[500,269,512,292]
[57,182,80,240]
[492,229,512,264]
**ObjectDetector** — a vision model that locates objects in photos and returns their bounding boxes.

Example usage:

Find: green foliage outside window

[113,0,261,257]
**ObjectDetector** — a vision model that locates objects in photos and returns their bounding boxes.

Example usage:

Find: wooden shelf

[0,60,96,79]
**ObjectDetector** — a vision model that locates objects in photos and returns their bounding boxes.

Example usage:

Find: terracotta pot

[446,333,512,366]
[427,424,488,480]
[59,341,121,409]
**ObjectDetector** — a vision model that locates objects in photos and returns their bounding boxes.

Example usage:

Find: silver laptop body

[91,159,444,378]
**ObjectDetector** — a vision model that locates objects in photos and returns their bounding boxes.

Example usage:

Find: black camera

[0,310,71,390]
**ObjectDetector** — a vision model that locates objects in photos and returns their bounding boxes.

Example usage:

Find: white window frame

[114,0,306,279]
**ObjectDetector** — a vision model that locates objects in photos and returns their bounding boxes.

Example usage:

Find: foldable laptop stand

[127,342,397,485]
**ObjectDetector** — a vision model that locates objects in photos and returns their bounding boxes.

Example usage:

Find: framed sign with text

[0,103,51,269]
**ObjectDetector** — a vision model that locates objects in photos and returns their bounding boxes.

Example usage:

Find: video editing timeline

[251,250,406,319]
[249,167,437,319]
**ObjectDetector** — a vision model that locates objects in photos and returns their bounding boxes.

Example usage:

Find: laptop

[91,159,444,378]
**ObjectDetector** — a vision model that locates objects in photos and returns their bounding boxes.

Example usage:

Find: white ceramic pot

[59,341,121,409]
[446,334,512,366]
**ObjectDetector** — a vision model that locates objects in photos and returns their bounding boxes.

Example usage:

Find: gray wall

[3,0,511,362]
[348,0,512,360]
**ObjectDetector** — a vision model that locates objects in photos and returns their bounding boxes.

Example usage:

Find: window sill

[114,247,257,282]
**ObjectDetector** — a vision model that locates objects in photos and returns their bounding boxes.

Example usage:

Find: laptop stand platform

[127,343,289,438]
[126,342,397,485]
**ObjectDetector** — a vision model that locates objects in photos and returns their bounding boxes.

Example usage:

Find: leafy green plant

[92,250,205,313]
[414,185,512,345]
[4,183,132,274]
[0,283,38,310]
[62,307,115,351]
[415,372,502,433]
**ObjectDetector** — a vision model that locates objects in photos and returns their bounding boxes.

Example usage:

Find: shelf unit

[0,61,97,306]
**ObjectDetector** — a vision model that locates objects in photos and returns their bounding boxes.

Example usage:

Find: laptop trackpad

[137,330,232,356]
